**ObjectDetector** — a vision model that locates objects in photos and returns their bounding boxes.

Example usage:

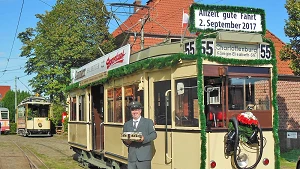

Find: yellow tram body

[67,31,277,168]
[17,96,52,137]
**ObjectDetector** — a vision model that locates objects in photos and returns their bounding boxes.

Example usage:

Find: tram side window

[124,84,144,122]
[1,111,8,119]
[70,97,77,121]
[79,95,86,121]
[18,106,25,118]
[228,77,270,110]
[154,80,171,125]
[175,78,199,127]
[107,88,123,123]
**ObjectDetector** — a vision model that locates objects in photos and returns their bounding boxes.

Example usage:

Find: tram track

[13,141,50,169]
[35,142,70,157]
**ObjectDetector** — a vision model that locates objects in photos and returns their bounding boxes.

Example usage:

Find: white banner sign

[194,10,262,32]
[71,44,131,84]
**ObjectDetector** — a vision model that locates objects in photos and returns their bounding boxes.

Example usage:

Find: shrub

[63,118,68,132]
[9,123,17,134]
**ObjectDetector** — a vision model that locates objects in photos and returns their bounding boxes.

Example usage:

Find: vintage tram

[16,96,52,137]
[0,107,10,134]
[66,4,279,169]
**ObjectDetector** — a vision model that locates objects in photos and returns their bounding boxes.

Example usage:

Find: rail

[13,141,49,169]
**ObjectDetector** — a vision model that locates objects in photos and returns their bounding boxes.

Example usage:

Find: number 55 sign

[184,39,215,56]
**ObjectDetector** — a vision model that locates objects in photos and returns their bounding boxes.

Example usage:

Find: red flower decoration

[237,112,258,126]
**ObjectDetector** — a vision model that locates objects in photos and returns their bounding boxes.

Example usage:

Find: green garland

[189,3,266,35]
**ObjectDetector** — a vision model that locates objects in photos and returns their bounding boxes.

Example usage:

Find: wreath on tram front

[229,111,259,144]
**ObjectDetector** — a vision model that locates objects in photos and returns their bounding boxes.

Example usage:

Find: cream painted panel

[172,64,197,79]
[104,125,126,157]
[33,118,50,129]
[69,123,88,148]
[172,132,201,169]
[114,78,123,87]
[152,131,172,169]
[26,120,33,129]
[122,72,144,85]
[207,131,275,169]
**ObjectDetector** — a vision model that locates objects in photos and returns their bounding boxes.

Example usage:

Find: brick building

[112,0,300,151]
[0,86,11,101]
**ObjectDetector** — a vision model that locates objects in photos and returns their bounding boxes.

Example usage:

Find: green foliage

[9,123,17,134]
[17,0,116,102]
[280,0,300,75]
[281,149,300,162]
[63,117,68,132]
[1,90,31,122]
[50,103,66,126]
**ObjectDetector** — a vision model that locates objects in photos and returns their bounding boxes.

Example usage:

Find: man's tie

[133,121,138,130]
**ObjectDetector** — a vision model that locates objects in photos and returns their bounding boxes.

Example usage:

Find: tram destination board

[183,39,271,60]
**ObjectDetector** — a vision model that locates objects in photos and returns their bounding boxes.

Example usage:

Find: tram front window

[1,112,8,119]
[228,77,270,110]
[175,78,199,127]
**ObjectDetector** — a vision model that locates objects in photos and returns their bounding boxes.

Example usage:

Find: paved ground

[0,134,82,169]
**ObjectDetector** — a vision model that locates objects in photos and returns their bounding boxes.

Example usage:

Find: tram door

[148,71,172,169]
[204,66,227,129]
[91,85,104,150]
[204,65,229,167]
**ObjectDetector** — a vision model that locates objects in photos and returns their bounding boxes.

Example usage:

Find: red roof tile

[0,86,11,101]
[112,0,195,37]
[265,30,293,75]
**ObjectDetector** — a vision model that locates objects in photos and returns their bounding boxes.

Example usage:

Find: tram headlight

[263,158,269,165]
[38,123,43,127]
[236,153,248,168]
[210,160,216,168]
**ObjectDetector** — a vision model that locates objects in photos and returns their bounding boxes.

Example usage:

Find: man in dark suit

[122,101,157,169]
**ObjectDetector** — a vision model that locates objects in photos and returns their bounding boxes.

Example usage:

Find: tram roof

[18,96,51,106]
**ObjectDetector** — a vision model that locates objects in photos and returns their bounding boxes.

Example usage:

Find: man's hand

[136,136,144,142]
[124,139,132,145]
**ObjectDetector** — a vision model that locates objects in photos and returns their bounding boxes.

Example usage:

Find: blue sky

[0,0,289,93]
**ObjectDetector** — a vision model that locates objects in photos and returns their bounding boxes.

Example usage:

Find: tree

[280,0,300,75]
[18,0,116,102]
[1,90,31,122]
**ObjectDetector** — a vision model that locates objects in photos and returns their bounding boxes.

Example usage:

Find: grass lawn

[280,149,300,169]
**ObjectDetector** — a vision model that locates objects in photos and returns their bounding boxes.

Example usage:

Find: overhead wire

[0,0,25,79]
[37,0,53,7]
[18,78,33,94]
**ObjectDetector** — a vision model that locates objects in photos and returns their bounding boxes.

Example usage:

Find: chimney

[133,0,141,13]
